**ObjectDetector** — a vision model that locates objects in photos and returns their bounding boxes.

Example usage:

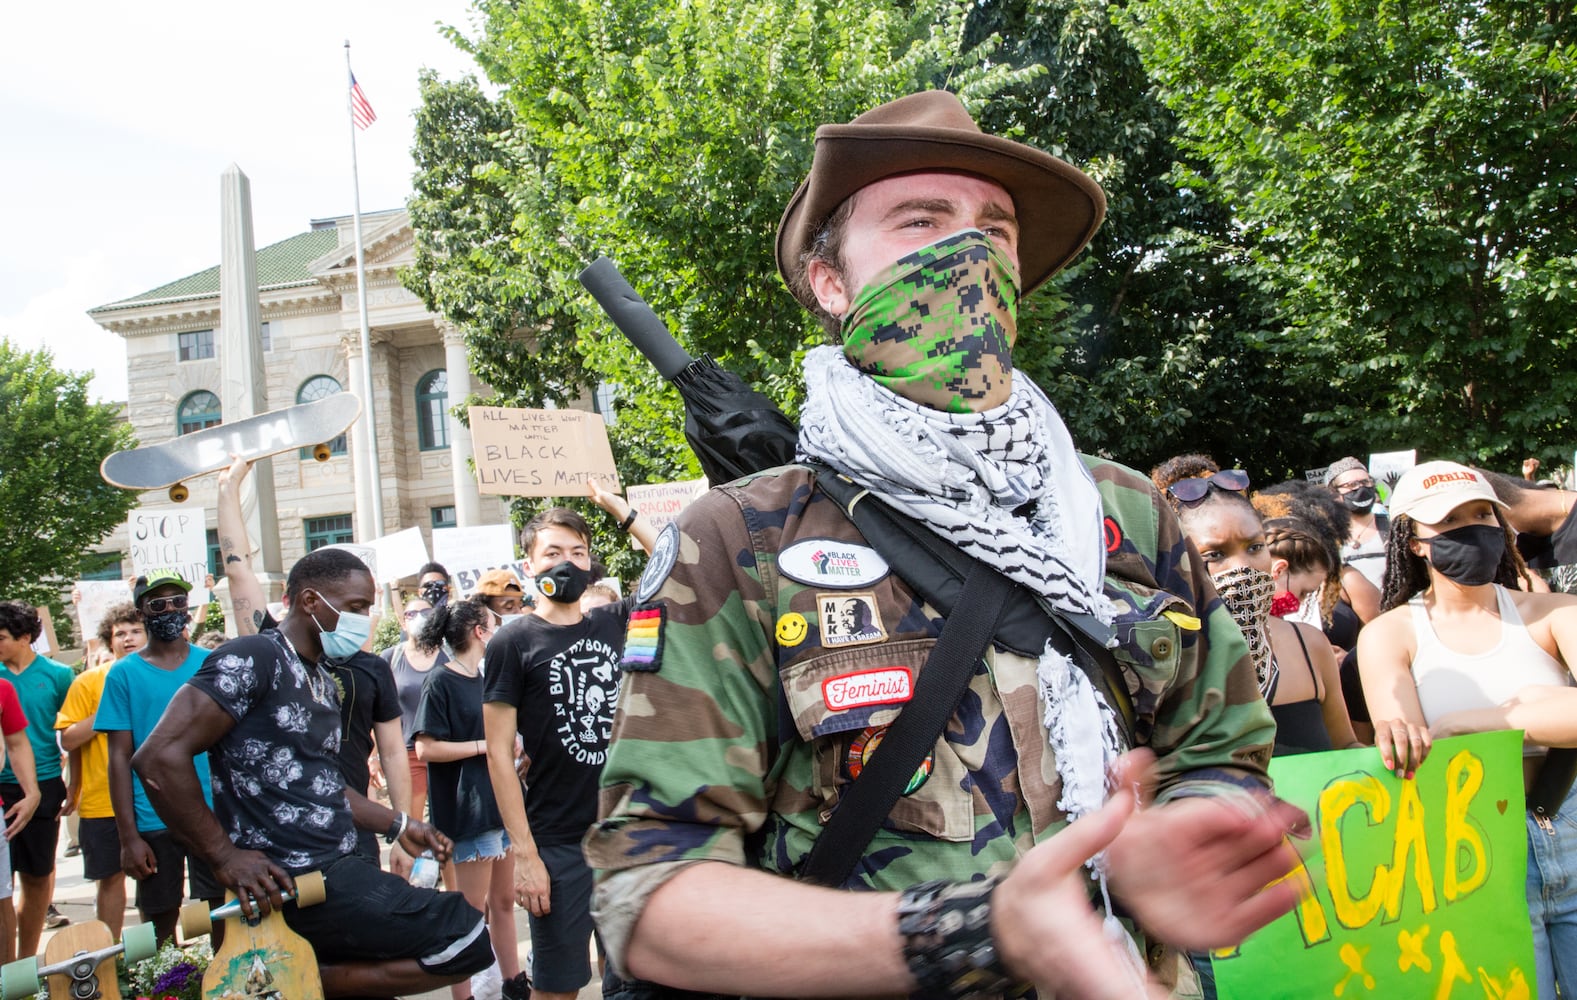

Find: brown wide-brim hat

[775,90,1107,309]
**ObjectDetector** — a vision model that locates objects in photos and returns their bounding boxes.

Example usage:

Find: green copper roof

[90,227,341,314]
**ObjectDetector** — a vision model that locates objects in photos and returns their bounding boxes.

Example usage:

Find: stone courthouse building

[87,208,512,578]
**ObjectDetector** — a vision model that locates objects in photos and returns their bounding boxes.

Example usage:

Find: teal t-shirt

[95,646,213,833]
[0,655,73,784]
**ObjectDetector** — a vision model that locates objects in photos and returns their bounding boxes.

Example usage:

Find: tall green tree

[0,341,137,610]
[967,0,1354,482]
[407,0,1041,571]
[1124,0,1577,468]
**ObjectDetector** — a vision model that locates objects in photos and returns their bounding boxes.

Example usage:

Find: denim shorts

[451,828,510,864]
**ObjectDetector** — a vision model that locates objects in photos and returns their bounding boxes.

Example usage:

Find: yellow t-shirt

[55,665,112,819]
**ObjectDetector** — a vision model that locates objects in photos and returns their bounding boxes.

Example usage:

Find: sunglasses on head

[144,594,190,614]
[1167,469,1251,505]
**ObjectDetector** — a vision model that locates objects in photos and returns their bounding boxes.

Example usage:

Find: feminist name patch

[822,667,913,712]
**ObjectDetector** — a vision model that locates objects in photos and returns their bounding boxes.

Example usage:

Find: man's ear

[806,259,850,320]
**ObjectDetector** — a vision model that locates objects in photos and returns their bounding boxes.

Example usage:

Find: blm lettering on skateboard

[101,394,361,501]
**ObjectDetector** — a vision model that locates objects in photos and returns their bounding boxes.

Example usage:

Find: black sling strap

[800,561,1012,887]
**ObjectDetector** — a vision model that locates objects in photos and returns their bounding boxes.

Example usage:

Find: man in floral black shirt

[135,548,495,997]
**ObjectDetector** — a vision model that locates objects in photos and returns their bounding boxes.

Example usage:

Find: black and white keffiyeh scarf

[797,345,1113,624]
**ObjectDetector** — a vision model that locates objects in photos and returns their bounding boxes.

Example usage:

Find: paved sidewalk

[42,840,599,999]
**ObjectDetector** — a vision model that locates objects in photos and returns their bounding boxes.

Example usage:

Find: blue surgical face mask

[310,592,372,663]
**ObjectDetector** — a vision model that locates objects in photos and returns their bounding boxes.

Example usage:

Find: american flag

[350,73,377,130]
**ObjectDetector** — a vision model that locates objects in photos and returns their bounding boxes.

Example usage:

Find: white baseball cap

[1387,460,1506,526]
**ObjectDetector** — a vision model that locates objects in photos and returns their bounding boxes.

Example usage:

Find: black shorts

[78,817,123,882]
[1,778,66,878]
[283,852,493,978]
[526,842,598,993]
[134,830,223,916]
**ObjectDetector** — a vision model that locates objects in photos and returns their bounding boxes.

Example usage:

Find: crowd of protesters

[16,89,1577,1000]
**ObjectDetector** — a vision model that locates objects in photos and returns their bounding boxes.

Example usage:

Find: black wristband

[897,877,1028,999]
[618,509,638,532]
[383,812,407,845]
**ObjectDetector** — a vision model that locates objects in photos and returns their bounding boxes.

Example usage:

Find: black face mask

[1341,485,1378,513]
[535,560,593,605]
[1424,524,1505,586]
[419,580,450,608]
[145,610,190,643]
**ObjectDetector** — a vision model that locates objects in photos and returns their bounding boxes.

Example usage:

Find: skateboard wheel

[1,955,38,999]
[122,921,158,964]
[169,483,190,503]
[179,900,213,942]
[312,443,332,462]
[293,870,326,908]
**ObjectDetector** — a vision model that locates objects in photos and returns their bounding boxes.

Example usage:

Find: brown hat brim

[776,120,1106,309]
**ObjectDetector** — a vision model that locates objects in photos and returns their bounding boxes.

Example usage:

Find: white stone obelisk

[219,165,283,577]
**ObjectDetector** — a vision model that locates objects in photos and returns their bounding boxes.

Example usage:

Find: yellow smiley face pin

[775,612,809,647]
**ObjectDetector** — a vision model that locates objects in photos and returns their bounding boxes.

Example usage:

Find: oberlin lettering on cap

[822,667,913,711]
[1420,471,1478,491]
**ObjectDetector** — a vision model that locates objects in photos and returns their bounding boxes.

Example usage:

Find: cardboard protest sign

[1214,732,1534,999]
[432,524,528,598]
[469,406,622,497]
[370,527,430,583]
[76,580,134,645]
[625,478,708,548]
[1368,449,1417,505]
[127,507,210,606]
[30,607,59,659]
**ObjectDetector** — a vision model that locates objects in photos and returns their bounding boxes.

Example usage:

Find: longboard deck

[101,393,362,494]
[43,921,121,1000]
[201,899,323,1000]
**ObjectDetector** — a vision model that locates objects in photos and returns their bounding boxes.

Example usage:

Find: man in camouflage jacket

[584,92,1306,999]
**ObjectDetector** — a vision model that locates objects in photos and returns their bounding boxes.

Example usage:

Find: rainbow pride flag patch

[622,603,666,672]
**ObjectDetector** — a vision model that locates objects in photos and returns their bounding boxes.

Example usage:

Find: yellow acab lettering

[1383,777,1438,920]
[1276,855,1330,946]
[1321,774,1390,928]
[1443,750,1489,901]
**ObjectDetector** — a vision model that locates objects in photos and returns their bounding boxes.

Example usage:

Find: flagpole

[345,40,385,542]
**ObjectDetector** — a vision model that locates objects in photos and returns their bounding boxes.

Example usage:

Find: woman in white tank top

[1358,461,1577,1000]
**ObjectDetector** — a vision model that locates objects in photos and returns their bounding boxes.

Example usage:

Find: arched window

[297,375,347,458]
[416,370,449,451]
[177,391,222,435]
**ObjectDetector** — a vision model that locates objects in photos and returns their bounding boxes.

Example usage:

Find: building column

[441,322,482,527]
[341,331,379,542]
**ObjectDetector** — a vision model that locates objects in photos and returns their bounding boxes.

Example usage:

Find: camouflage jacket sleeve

[1089,458,1275,803]
[586,480,784,874]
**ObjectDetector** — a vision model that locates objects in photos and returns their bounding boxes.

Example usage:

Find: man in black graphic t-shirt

[484,499,653,1000]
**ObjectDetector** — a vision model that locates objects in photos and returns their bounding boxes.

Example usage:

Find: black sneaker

[44,904,68,929]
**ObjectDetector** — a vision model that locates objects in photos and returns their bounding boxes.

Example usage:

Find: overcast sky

[1,1,484,402]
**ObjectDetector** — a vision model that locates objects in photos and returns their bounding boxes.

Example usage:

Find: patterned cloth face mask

[840,229,1020,414]
[1211,565,1277,697]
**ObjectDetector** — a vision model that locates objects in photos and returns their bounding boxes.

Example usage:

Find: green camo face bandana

[840,229,1020,413]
